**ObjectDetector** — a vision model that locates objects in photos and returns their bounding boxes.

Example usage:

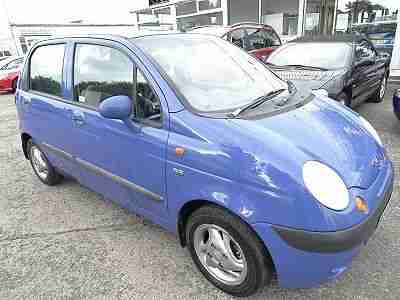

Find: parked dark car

[393,88,400,120]
[266,35,390,107]
[189,22,282,61]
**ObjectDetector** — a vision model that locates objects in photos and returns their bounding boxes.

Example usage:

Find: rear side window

[229,29,246,49]
[246,28,280,50]
[73,44,134,108]
[30,44,65,97]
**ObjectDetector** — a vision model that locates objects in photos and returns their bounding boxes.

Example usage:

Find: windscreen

[133,34,287,112]
[268,42,352,70]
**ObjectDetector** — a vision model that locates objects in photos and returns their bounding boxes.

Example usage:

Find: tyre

[369,75,387,103]
[336,91,351,107]
[27,140,62,185]
[11,80,17,94]
[186,205,272,297]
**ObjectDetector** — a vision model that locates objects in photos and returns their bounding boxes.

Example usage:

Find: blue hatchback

[16,33,393,297]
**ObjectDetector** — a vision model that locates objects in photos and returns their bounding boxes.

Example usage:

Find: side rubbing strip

[75,158,163,202]
[42,143,73,161]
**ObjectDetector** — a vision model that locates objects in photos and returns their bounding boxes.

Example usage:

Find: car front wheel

[370,75,387,103]
[186,205,272,297]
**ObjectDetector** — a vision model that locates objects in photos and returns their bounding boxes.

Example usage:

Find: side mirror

[99,95,133,120]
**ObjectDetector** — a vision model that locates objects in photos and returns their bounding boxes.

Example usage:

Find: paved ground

[0,88,399,300]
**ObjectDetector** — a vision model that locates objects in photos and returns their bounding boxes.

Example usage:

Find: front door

[70,42,169,221]
[352,40,381,105]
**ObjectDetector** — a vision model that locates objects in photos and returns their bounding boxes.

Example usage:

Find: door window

[135,69,162,124]
[73,43,162,125]
[246,28,281,51]
[74,44,134,108]
[30,44,65,97]
[229,29,246,49]
[355,40,376,62]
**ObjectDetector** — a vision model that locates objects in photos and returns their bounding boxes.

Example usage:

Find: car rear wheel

[27,140,62,185]
[186,205,272,297]
[370,75,387,103]
[11,80,17,94]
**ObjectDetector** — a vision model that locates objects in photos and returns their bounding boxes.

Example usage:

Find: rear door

[69,41,169,221]
[20,42,80,178]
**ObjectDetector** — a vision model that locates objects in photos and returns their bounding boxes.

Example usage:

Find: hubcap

[31,146,48,180]
[193,224,247,286]
[380,77,387,100]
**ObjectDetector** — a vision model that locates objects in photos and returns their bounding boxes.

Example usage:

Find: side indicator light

[175,147,185,156]
[355,197,368,213]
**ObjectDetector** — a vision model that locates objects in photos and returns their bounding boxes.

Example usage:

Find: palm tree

[346,1,387,23]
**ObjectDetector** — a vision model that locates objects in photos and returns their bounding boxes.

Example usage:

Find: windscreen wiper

[283,64,328,71]
[229,89,286,118]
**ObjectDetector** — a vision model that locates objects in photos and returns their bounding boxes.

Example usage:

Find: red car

[189,22,282,61]
[0,56,24,93]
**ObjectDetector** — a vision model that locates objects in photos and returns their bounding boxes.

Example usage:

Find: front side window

[355,41,376,62]
[135,69,161,123]
[30,44,65,97]
[134,35,287,112]
[74,44,134,108]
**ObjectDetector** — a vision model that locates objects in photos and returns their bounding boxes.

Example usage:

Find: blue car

[394,89,400,120]
[16,33,393,297]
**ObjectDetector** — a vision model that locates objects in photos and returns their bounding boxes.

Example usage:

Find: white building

[131,0,400,79]
[131,0,341,41]
[9,23,137,56]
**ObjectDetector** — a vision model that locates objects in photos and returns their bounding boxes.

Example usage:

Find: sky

[1,0,400,38]
[0,0,147,37]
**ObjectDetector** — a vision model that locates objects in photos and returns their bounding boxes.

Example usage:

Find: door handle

[72,111,85,127]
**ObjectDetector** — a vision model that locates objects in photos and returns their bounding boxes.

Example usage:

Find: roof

[288,34,367,44]
[189,23,274,36]
[189,26,230,37]
[0,56,24,68]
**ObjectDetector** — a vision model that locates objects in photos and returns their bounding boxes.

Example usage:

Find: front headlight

[359,116,383,146]
[303,161,349,211]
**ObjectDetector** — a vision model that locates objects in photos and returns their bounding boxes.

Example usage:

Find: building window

[261,0,300,37]
[176,1,197,16]
[199,0,221,11]
[177,12,223,31]
[149,0,169,6]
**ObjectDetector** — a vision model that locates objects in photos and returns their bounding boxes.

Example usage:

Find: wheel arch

[177,199,276,273]
[21,132,32,159]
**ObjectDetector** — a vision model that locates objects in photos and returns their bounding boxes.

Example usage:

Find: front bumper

[272,177,393,253]
[252,159,394,288]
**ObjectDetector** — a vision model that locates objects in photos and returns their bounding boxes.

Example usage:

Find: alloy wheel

[193,224,248,286]
[30,146,49,180]
[380,76,387,100]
